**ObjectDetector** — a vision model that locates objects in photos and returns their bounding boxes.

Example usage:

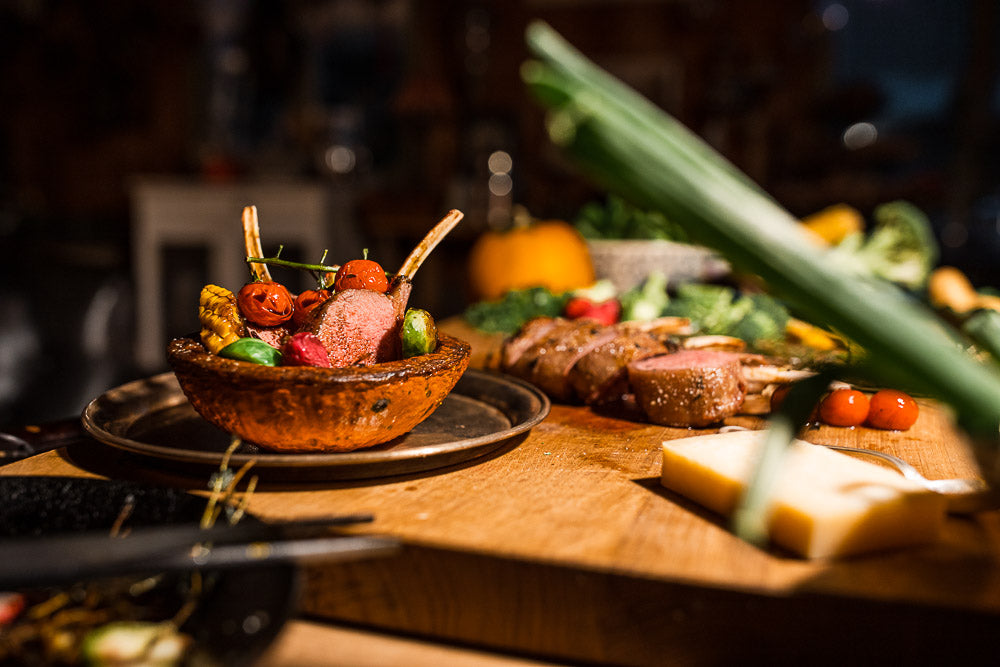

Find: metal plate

[82,369,549,480]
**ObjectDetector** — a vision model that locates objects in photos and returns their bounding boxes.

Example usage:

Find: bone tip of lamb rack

[395,209,464,280]
[241,205,271,283]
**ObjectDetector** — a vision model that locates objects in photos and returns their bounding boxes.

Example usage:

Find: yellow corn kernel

[199,284,246,354]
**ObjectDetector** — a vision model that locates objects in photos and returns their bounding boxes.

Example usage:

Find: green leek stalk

[522,21,1000,439]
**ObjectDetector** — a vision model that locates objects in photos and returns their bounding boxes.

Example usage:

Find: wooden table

[4,394,999,665]
[256,620,561,666]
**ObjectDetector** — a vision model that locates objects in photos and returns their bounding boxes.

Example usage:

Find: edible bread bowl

[167,333,470,453]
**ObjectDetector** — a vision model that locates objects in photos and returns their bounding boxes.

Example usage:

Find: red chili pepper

[334,259,389,293]
[292,289,330,326]
[564,296,595,319]
[237,281,294,326]
[588,300,621,326]
[281,331,332,368]
[564,296,620,326]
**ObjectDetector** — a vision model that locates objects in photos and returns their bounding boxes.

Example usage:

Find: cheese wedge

[661,430,947,559]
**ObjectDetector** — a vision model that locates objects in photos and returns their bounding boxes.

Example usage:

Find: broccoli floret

[620,272,670,321]
[463,287,569,334]
[726,293,789,342]
[663,284,734,331]
[828,200,938,290]
[664,284,789,344]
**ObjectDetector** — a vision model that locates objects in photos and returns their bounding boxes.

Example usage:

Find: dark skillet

[0,476,297,666]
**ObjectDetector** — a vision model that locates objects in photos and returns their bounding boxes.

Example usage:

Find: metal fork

[823,444,997,514]
[718,426,997,513]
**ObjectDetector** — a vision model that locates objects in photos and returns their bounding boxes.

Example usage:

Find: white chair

[130,178,342,371]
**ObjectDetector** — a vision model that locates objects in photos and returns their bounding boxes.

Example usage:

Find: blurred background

[1,0,998,427]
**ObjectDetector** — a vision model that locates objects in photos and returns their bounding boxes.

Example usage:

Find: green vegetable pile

[575,194,690,241]
[618,273,789,346]
[662,284,789,344]
[463,273,790,351]
[463,287,570,334]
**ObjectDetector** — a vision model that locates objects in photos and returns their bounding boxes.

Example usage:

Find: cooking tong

[0,513,399,589]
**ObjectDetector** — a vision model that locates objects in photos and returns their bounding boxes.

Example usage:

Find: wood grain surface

[5,381,1000,664]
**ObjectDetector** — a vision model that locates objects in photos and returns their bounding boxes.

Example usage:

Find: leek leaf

[523,21,1000,438]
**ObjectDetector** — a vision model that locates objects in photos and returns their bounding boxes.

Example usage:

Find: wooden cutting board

[5,377,999,664]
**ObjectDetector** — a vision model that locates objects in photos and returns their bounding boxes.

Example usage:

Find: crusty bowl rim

[166,332,471,384]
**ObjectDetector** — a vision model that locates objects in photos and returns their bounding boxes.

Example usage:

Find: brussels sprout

[401,308,437,358]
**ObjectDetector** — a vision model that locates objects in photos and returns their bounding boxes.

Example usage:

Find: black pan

[0,476,299,666]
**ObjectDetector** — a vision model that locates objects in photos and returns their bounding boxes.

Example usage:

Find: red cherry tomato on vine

[866,389,919,430]
[237,281,294,326]
[818,388,870,427]
[333,259,389,293]
[292,289,330,326]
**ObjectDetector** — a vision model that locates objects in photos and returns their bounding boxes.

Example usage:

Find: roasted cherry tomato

[866,389,919,430]
[818,388,870,427]
[237,281,294,326]
[333,259,389,293]
[292,289,330,326]
[769,384,792,412]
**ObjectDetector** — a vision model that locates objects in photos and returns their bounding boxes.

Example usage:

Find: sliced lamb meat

[626,350,747,427]
[503,318,588,381]
[529,322,619,402]
[500,316,561,370]
[245,322,292,349]
[568,329,674,405]
[303,288,400,367]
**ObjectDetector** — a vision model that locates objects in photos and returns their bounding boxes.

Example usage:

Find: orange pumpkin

[468,216,595,301]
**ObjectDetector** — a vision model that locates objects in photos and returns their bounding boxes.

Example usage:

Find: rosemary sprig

[245,245,341,288]
[246,249,340,274]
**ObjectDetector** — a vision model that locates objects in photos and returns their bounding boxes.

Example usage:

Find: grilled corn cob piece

[199,284,246,353]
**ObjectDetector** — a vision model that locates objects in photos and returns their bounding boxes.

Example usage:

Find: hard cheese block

[661,430,947,559]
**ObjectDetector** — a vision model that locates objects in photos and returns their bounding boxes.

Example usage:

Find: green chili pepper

[401,308,438,358]
[218,337,282,366]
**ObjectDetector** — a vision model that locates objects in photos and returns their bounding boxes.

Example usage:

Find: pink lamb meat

[528,322,619,403]
[568,329,674,405]
[303,288,401,367]
[626,349,747,427]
